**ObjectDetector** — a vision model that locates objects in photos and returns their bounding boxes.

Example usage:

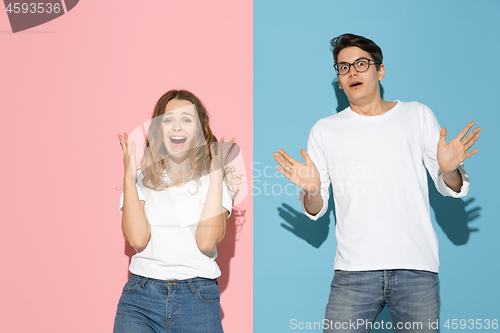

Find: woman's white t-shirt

[119,171,233,280]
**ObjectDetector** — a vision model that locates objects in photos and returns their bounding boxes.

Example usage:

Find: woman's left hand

[210,137,236,179]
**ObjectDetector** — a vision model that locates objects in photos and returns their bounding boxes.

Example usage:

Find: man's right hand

[273,149,321,195]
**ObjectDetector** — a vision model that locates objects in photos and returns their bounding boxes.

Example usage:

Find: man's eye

[357,60,367,66]
[340,64,349,70]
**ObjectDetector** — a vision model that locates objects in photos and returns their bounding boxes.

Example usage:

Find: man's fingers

[464,133,480,151]
[457,121,476,141]
[462,127,481,145]
[274,152,293,168]
[275,156,292,173]
[276,167,292,181]
[277,149,297,165]
[439,127,447,144]
[464,148,479,160]
[301,149,313,164]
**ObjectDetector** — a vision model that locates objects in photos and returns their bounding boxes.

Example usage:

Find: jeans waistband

[128,273,218,291]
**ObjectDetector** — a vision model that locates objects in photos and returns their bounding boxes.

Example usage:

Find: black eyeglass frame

[333,58,381,75]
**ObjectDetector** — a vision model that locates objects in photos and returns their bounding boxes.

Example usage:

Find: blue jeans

[324,270,440,333]
[113,273,223,333]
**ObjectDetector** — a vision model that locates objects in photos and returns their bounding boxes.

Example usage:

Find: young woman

[114,90,236,333]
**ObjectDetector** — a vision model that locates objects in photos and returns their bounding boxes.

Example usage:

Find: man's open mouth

[350,82,362,87]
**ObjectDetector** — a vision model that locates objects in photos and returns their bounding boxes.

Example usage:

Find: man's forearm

[304,185,324,215]
[443,169,463,193]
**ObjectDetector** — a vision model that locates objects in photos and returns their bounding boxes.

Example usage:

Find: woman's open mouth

[170,136,187,149]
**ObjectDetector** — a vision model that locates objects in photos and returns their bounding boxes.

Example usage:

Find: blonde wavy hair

[139,90,235,194]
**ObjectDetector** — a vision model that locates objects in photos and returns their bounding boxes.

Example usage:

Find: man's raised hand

[273,149,321,194]
[437,121,481,175]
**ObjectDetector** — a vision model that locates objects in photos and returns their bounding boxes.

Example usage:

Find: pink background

[0,1,252,332]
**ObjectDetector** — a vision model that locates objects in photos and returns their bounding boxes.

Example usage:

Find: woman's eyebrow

[163,111,194,116]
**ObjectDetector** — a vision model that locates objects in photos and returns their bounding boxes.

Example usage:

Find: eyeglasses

[334,58,381,75]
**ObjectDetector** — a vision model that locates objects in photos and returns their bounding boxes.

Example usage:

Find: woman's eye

[183,118,192,123]
[163,118,172,123]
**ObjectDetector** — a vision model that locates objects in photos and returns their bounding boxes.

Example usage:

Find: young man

[274,34,481,333]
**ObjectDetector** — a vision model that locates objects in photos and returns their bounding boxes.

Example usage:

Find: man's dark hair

[330,33,383,70]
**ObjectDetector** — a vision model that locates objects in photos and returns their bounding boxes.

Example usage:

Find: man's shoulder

[312,109,350,129]
[398,100,431,111]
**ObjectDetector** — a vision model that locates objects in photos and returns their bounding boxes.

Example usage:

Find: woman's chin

[166,149,190,163]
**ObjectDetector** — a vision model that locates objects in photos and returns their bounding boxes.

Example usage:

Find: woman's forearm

[121,176,150,249]
[196,172,227,252]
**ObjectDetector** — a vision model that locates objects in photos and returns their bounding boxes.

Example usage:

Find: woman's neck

[164,157,191,181]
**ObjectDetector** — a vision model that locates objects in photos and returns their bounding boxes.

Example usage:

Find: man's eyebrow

[338,57,369,63]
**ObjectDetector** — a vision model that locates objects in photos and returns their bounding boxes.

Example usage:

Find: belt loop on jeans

[188,278,196,294]
[139,276,149,290]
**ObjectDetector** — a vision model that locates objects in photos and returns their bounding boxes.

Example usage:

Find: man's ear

[338,81,343,90]
[378,64,385,81]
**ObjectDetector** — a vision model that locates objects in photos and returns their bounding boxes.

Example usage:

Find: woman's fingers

[118,134,129,155]
[223,138,236,160]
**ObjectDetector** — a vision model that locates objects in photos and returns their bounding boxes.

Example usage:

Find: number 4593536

[6,3,62,14]
[444,319,498,330]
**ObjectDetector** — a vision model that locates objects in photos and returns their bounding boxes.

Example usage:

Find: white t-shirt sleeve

[119,172,148,213]
[421,105,470,198]
[299,122,331,220]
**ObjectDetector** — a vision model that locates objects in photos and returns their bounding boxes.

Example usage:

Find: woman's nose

[173,120,181,131]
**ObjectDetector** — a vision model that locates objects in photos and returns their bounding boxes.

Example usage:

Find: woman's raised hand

[118,132,138,180]
[210,137,236,179]
[274,149,321,193]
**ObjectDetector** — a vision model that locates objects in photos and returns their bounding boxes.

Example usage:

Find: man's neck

[349,96,396,117]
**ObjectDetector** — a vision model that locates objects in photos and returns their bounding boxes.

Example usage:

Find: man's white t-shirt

[299,101,469,273]
[119,171,233,280]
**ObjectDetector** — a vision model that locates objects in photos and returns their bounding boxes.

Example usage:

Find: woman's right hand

[118,132,138,180]
[274,148,321,194]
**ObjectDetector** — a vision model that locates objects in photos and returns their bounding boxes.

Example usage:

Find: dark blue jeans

[324,270,440,333]
[113,273,223,333]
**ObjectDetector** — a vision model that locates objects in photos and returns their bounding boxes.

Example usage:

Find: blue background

[254,0,500,331]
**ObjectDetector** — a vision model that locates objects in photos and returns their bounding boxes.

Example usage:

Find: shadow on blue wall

[279,187,336,248]
[428,173,481,245]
